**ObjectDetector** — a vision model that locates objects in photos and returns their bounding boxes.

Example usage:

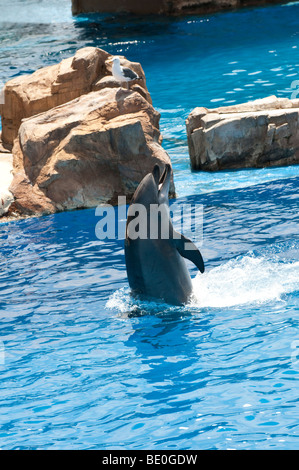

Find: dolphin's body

[124,164,205,305]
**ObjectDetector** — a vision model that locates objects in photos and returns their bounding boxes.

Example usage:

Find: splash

[107,250,299,313]
[191,255,299,308]
[106,287,181,317]
[106,287,134,314]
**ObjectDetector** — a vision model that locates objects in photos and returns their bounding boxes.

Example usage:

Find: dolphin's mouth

[158,164,170,190]
[152,163,171,196]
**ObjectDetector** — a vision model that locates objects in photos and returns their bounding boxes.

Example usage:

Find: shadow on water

[71,3,299,57]
[73,12,176,40]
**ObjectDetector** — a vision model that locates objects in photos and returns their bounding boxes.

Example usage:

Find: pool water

[0,0,299,450]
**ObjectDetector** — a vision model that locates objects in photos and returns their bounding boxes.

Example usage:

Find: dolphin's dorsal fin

[173,231,205,273]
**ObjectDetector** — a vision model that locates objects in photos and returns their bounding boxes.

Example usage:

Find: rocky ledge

[186,96,299,171]
[0,47,151,149]
[0,47,175,220]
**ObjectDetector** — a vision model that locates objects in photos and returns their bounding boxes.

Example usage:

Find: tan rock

[0,47,150,147]
[186,96,299,171]
[92,76,152,105]
[9,171,56,216]
[10,87,175,216]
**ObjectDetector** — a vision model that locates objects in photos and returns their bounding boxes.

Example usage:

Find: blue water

[0,0,299,450]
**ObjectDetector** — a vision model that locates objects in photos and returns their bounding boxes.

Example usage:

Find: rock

[0,47,174,220]
[92,76,152,105]
[0,47,150,147]
[186,96,299,171]
[0,153,14,216]
[0,132,11,153]
[72,0,290,16]
[10,87,175,216]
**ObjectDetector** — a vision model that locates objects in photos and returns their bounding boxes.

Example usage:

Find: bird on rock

[111,56,143,89]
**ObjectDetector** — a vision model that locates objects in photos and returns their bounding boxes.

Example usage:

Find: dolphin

[124,164,205,305]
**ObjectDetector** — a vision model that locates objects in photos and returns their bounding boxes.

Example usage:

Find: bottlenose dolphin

[125,164,205,305]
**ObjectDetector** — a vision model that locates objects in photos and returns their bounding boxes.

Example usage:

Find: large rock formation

[72,0,290,16]
[0,47,175,220]
[186,96,299,171]
[0,47,150,148]
[10,87,174,217]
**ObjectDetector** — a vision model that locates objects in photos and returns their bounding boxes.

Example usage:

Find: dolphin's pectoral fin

[173,232,205,273]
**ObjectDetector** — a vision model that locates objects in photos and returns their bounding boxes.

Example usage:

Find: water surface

[0,0,299,450]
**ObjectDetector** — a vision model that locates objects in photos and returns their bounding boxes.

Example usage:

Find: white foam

[106,287,133,314]
[191,255,299,308]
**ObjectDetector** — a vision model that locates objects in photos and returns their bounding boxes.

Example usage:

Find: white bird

[111,56,142,89]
